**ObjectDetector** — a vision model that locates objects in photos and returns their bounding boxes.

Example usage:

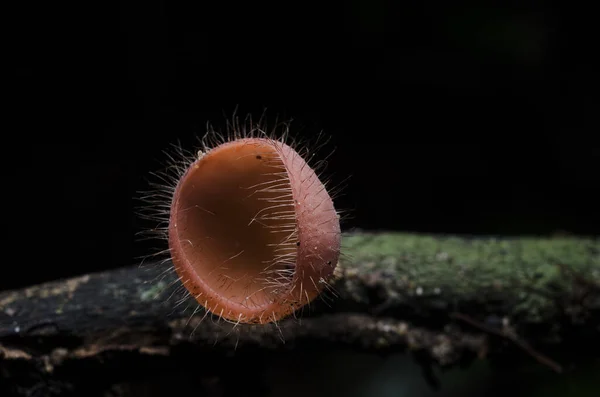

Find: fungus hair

[136,112,348,332]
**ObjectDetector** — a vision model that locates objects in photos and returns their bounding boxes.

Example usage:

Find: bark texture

[1,232,599,396]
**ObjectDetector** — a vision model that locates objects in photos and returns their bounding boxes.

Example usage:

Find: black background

[7,1,598,291]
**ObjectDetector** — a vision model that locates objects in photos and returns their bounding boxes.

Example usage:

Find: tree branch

[1,232,598,396]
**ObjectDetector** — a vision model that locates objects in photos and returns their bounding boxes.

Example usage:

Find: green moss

[339,232,599,322]
[139,280,168,302]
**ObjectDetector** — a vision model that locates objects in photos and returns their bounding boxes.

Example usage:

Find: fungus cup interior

[168,138,341,324]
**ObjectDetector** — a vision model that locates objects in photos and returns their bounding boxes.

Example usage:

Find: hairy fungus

[167,135,341,324]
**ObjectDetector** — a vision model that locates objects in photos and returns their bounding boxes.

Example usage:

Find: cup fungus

[167,135,341,324]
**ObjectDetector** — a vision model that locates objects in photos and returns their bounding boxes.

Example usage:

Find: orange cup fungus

[167,137,341,324]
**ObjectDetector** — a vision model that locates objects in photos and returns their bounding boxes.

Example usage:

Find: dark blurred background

[7,1,598,291]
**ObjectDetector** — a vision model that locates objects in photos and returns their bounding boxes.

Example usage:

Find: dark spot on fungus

[256,155,262,160]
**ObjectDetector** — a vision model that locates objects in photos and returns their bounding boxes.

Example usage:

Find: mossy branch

[1,232,599,396]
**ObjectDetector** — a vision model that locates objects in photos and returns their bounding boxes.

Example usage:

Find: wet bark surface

[1,232,599,396]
